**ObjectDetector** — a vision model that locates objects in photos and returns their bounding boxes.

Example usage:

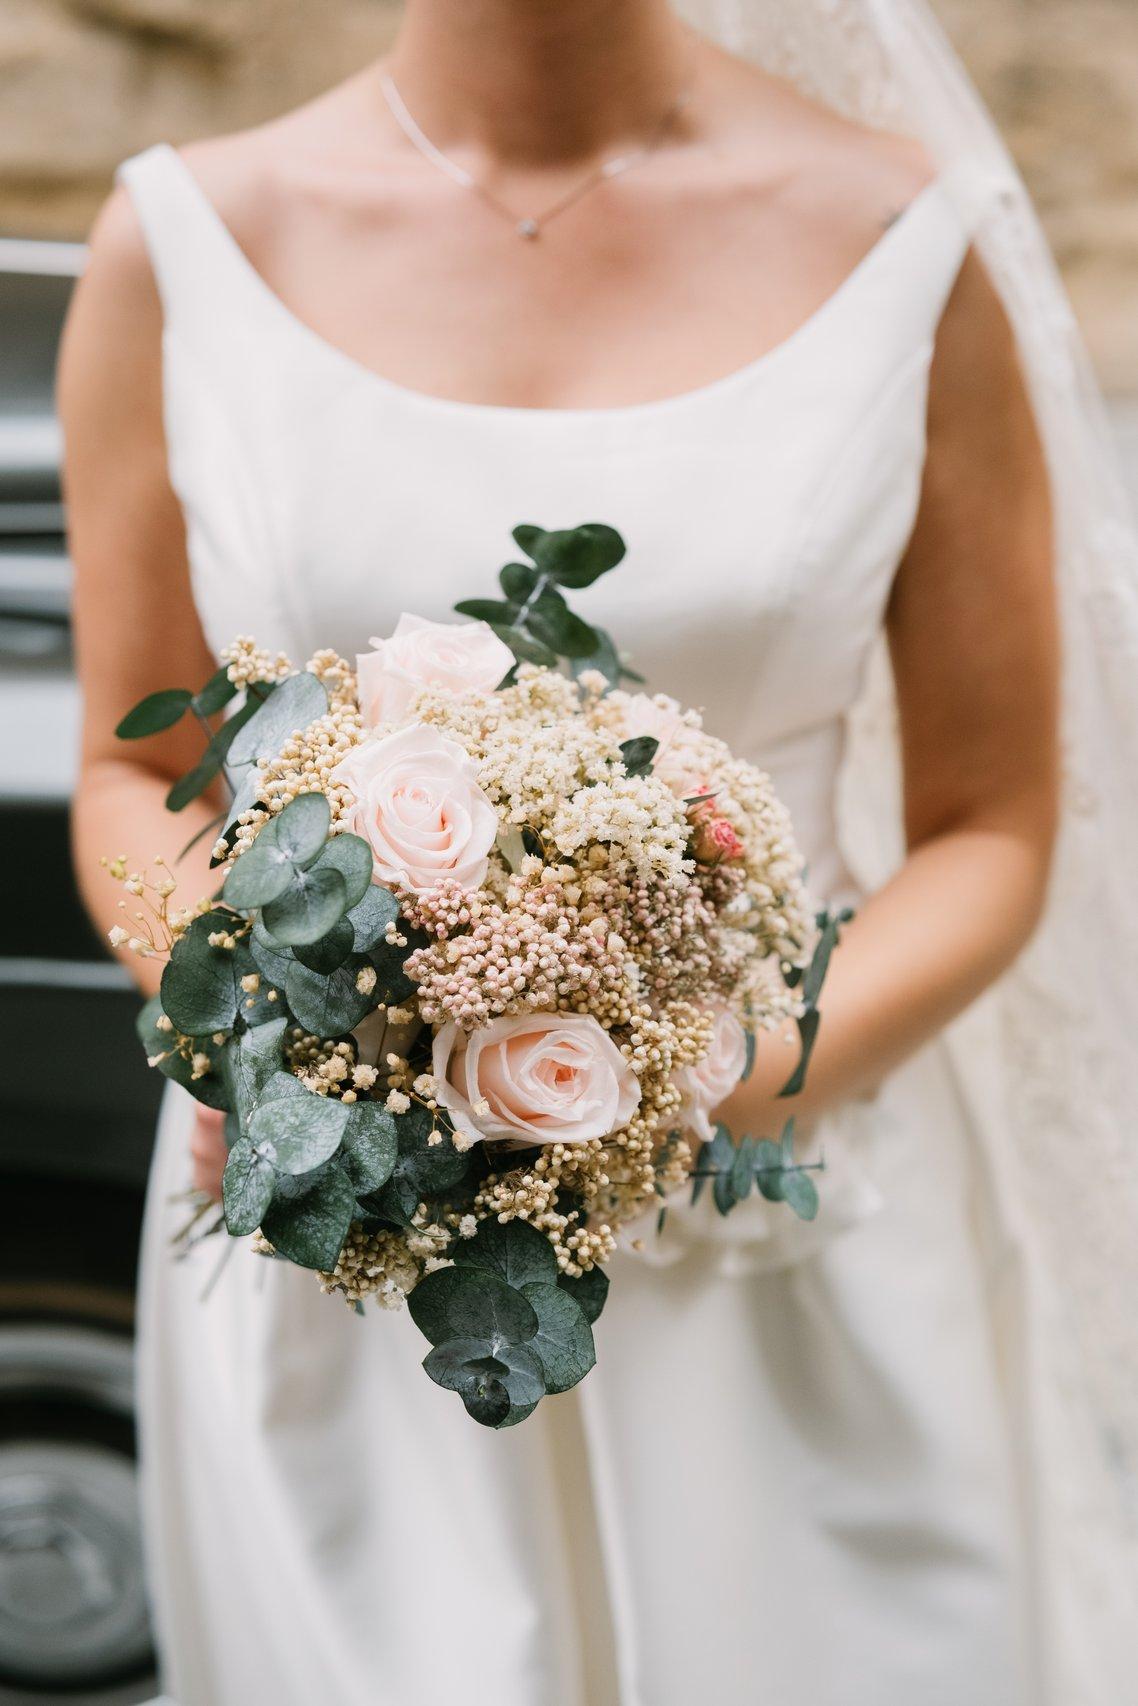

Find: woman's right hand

[190,1106,228,1202]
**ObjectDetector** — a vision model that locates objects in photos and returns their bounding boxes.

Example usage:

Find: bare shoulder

[704,43,936,251]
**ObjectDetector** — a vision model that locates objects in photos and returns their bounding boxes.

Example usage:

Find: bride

[60,0,1138,1701]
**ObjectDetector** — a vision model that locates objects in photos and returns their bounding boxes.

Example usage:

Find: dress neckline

[153,144,946,426]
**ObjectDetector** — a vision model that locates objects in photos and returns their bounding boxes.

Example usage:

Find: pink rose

[356,614,514,729]
[691,806,745,865]
[612,692,708,798]
[433,1012,641,1147]
[330,724,497,896]
[673,1008,749,1144]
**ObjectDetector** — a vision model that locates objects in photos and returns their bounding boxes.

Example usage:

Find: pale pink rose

[330,724,497,896]
[673,1008,749,1145]
[612,692,709,798]
[433,1012,641,1147]
[356,614,514,729]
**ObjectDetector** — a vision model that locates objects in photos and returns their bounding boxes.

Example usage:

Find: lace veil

[676,0,1138,1695]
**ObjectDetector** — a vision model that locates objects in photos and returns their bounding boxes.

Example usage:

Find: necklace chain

[378,68,692,241]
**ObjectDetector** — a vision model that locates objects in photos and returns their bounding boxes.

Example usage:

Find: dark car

[0,237,161,1704]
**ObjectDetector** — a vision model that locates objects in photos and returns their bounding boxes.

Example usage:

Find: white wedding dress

[117,141,1039,1706]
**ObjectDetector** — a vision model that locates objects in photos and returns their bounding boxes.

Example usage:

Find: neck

[387,0,691,164]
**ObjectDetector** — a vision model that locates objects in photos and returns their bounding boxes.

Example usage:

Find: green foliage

[221,1015,288,1130]
[136,994,229,1111]
[283,954,374,1036]
[411,1215,596,1426]
[159,912,252,1036]
[557,1262,610,1326]
[226,672,327,769]
[248,1072,350,1174]
[262,866,348,947]
[224,792,331,910]
[315,834,373,910]
[339,1102,398,1194]
[248,917,293,989]
[115,688,192,740]
[454,522,636,684]
[619,736,659,778]
[191,667,238,718]
[164,690,272,814]
[260,1161,356,1270]
[347,883,401,952]
[291,917,355,974]
[691,1119,821,1223]
[222,1135,276,1236]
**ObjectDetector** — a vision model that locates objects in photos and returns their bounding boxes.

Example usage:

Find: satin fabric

[120,142,1030,1704]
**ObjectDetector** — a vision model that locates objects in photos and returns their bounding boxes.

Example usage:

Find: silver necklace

[378,69,692,241]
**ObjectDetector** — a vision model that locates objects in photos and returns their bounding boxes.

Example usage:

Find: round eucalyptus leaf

[221,1016,288,1130]
[223,837,296,911]
[292,917,355,974]
[267,791,331,869]
[531,523,626,589]
[453,597,517,624]
[159,911,247,1036]
[284,955,374,1037]
[499,561,538,602]
[340,1101,398,1193]
[262,865,349,947]
[461,1375,512,1428]
[447,1272,538,1347]
[495,1400,539,1429]
[115,687,192,740]
[260,1162,355,1270]
[248,917,293,988]
[226,671,328,769]
[315,833,373,909]
[526,588,600,658]
[347,882,401,952]
[423,1335,546,1413]
[408,1267,468,1346]
[618,735,659,779]
[222,1135,276,1236]
[521,1282,595,1394]
[248,1084,349,1175]
[453,1216,558,1290]
[136,995,230,1110]
[556,1262,610,1326]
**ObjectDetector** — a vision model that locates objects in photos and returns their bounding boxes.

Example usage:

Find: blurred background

[0,2,1134,1702]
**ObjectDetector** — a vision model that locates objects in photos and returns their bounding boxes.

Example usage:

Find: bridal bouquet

[113,522,837,1428]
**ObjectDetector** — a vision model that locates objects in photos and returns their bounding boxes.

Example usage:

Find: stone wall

[1,0,1135,386]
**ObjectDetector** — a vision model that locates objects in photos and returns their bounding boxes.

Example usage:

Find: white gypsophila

[549,775,692,885]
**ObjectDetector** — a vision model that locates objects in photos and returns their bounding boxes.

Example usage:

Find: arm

[62,188,229,1195]
[61,186,222,1000]
[721,249,1059,1133]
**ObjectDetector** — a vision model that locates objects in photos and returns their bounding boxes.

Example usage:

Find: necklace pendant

[516,217,540,240]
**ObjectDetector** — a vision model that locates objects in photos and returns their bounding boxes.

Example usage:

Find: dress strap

[115,143,258,349]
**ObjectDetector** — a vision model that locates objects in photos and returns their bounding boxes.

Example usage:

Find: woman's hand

[190,1106,228,1202]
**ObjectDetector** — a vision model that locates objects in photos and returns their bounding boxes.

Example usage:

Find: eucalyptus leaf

[753,1138,787,1204]
[292,917,355,974]
[262,865,348,947]
[249,1083,349,1175]
[347,883,401,952]
[248,917,293,988]
[499,561,538,602]
[284,954,374,1036]
[520,1281,595,1394]
[423,1336,545,1419]
[781,1168,820,1222]
[115,687,192,740]
[527,523,626,589]
[452,1215,558,1290]
[339,1101,398,1194]
[730,1135,756,1204]
[159,911,248,1036]
[525,588,600,658]
[313,833,373,909]
[557,1262,610,1325]
[223,836,298,911]
[409,1266,538,1349]
[136,995,229,1110]
[779,1009,821,1098]
[453,597,518,624]
[570,626,643,688]
[222,1016,288,1130]
[490,623,559,668]
[226,672,326,770]
[260,1161,355,1270]
[222,1135,276,1236]
[192,667,238,718]
[619,736,659,778]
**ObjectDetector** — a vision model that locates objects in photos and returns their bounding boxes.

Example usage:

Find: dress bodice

[119,144,968,903]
